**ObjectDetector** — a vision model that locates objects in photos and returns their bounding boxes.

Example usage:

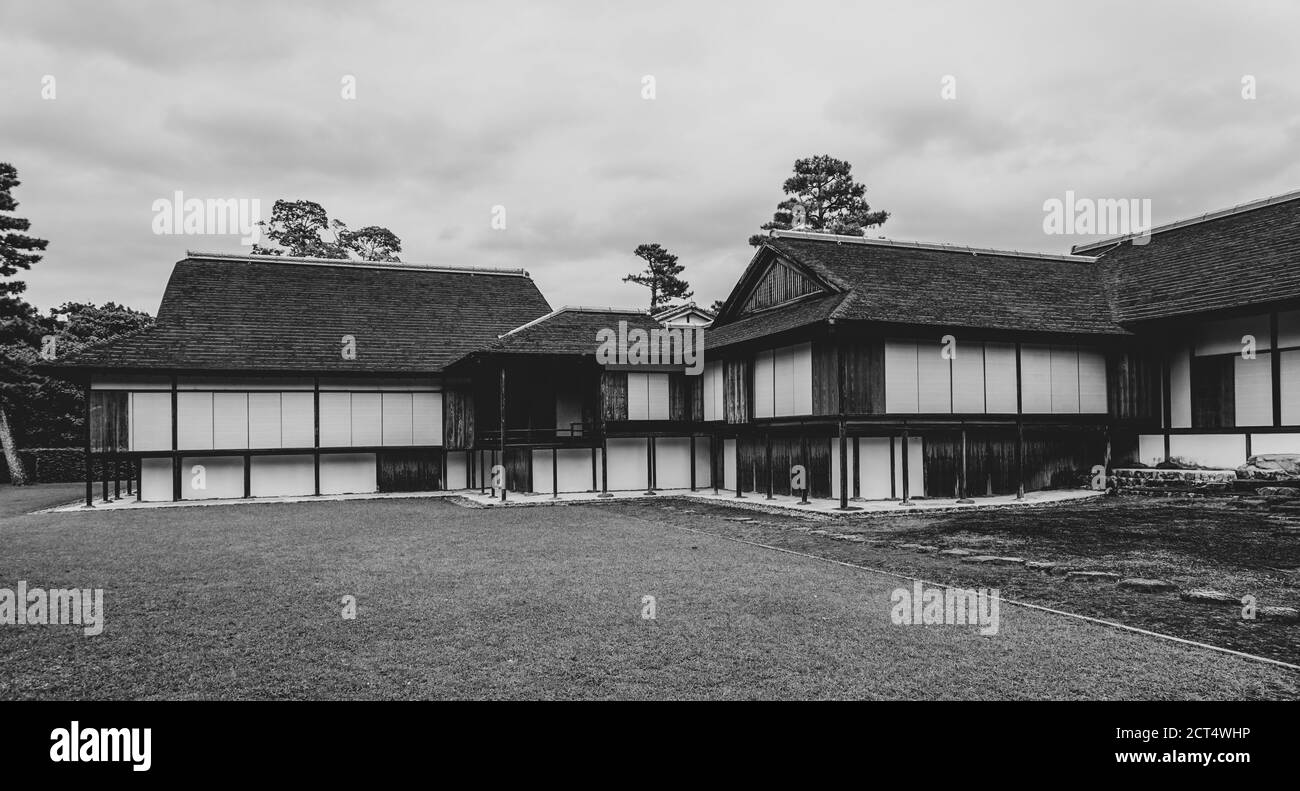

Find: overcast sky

[3,0,1299,315]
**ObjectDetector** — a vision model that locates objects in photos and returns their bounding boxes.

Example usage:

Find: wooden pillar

[590,445,597,492]
[499,365,507,502]
[1271,311,1282,428]
[764,431,774,499]
[711,432,719,495]
[900,428,912,505]
[735,435,744,498]
[135,457,142,502]
[113,455,120,500]
[170,375,180,502]
[83,382,93,507]
[689,434,697,492]
[644,436,655,495]
[957,429,972,503]
[312,377,321,496]
[552,446,559,498]
[1015,420,1025,500]
[837,419,849,509]
[850,436,861,500]
[243,453,252,498]
[599,433,611,497]
[799,427,810,505]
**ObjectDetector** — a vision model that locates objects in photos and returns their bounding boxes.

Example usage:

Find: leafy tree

[749,155,889,245]
[0,163,50,484]
[252,199,403,262]
[624,243,692,311]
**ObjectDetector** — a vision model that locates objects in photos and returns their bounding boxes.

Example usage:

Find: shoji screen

[627,373,649,420]
[1235,354,1273,426]
[248,393,282,448]
[177,392,213,450]
[281,392,315,447]
[381,392,414,446]
[1049,346,1080,413]
[412,392,442,445]
[1078,348,1108,414]
[318,393,351,447]
[212,392,249,449]
[647,373,670,420]
[1019,344,1053,413]
[702,361,724,421]
[130,392,172,451]
[951,344,986,413]
[983,342,1018,413]
[885,340,919,413]
[350,393,382,446]
[1283,350,1300,425]
[916,341,952,413]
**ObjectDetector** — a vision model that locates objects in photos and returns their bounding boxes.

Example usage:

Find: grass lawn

[0,484,1297,700]
[620,495,1300,665]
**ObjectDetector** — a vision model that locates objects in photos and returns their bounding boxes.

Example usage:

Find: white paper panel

[625,372,648,421]
[281,392,315,448]
[984,342,1018,413]
[1196,314,1271,356]
[884,340,919,413]
[248,393,282,449]
[791,342,813,415]
[1020,344,1053,413]
[350,393,382,446]
[130,392,172,451]
[917,342,952,413]
[1279,310,1300,349]
[177,392,213,450]
[1049,346,1080,413]
[1283,351,1300,426]
[1235,353,1273,427]
[951,343,985,413]
[647,373,670,421]
[1169,345,1192,428]
[212,392,249,450]
[318,392,351,448]
[413,392,442,446]
[1078,348,1108,414]
[381,392,414,446]
[773,346,795,416]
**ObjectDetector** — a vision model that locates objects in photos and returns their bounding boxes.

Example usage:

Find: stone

[989,557,1025,566]
[898,543,925,550]
[1025,561,1057,572]
[842,535,867,542]
[1179,589,1240,605]
[1066,571,1121,582]
[960,555,1002,564]
[1117,578,1178,593]
[938,548,973,556]
[913,545,940,553]
[1257,487,1300,498]
[1258,606,1300,622]
[1236,454,1300,480]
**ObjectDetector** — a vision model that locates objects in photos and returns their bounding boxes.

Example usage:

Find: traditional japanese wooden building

[52,190,1300,507]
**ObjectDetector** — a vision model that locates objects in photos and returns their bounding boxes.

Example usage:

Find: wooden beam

[765,431,774,500]
[83,382,93,508]
[312,376,321,496]
[552,446,559,498]
[1271,310,1282,428]
[170,374,180,502]
[900,428,912,505]
[499,365,507,502]
[689,434,697,492]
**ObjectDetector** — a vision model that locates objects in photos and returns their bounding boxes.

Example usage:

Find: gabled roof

[1076,191,1300,323]
[651,302,716,323]
[55,252,552,374]
[472,306,697,358]
[707,232,1126,349]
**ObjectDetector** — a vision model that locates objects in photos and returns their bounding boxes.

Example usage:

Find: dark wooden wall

[377,450,441,492]
[88,390,129,453]
[737,434,832,497]
[1108,349,1160,421]
[723,359,750,423]
[741,259,822,313]
[812,339,884,415]
[443,388,475,450]
[504,447,532,491]
[601,371,628,421]
[922,429,1107,497]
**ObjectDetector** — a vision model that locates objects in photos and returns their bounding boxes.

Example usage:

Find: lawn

[0,485,1297,700]
[618,495,1300,666]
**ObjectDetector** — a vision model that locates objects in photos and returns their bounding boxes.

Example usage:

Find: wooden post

[243,453,251,498]
[1271,311,1282,428]
[313,377,321,496]
[735,436,744,498]
[957,428,973,503]
[552,446,559,499]
[838,419,849,509]
[590,445,597,492]
[850,436,861,501]
[900,428,913,506]
[135,457,142,502]
[499,365,507,503]
[711,432,719,495]
[799,427,809,505]
[644,436,655,495]
[170,375,180,502]
[1015,420,1025,500]
[113,455,120,500]
[689,434,697,492]
[83,382,93,507]
[765,431,774,500]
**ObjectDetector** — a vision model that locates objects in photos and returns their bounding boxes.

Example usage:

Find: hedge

[0,448,127,485]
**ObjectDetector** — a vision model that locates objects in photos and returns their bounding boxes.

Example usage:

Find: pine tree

[624,244,692,311]
[749,155,889,245]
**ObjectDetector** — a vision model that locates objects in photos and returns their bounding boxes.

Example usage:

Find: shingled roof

[56,252,552,374]
[707,232,1127,350]
[456,306,699,364]
[1075,190,1300,323]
